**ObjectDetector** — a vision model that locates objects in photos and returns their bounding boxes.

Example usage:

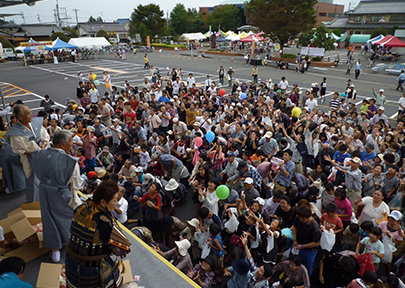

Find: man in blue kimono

[0,105,44,202]
[30,130,83,262]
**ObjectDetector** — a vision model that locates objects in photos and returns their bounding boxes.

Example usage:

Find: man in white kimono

[30,130,83,262]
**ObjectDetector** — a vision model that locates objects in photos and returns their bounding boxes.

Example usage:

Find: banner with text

[300,47,325,57]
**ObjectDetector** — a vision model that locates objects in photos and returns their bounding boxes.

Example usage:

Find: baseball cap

[87,171,97,179]
[227,151,236,157]
[379,89,384,93]
[254,197,265,206]
[173,117,179,123]
[244,177,254,184]
[364,142,374,149]
[378,106,385,111]
[135,166,143,173]
[389,210,403,221]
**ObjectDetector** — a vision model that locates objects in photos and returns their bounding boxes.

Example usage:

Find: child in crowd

[76,148,86,174]
[342,223,360,251]
[207,223,224,285]
[356,226,384,271]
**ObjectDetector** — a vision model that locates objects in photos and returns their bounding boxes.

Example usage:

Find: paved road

[1,49,402,122]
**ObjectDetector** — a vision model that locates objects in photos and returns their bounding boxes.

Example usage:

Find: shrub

[0,36,14,50]
[279,53,296,59]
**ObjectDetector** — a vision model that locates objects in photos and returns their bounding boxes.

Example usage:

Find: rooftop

[349,0,405,15]
[8,24,64,37]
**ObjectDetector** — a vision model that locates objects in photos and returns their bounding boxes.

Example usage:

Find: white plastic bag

[320,229,336,252]
[201,242,211,259]
[195,231,210,249]
[224,209,239,233]
[388,192,404,209]
[327,167,337,182]
[382,235,397,263]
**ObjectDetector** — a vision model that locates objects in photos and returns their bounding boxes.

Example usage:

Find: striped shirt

[329,99,341,111]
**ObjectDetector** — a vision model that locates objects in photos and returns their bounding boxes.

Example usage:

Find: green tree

[51,32,69,42]
[246,0,317,51]
[170,4,188,35]
[129,4,165,40]
[312,26,336,51]
[0,37,14,50]
[208,5,241,32]
[96,29,109,40]
[88,16,103,23]
[63,27,79,38]
[331,28,342,37]
[371,28,387,38]
[186,8,205,33]
[298,30,314,47]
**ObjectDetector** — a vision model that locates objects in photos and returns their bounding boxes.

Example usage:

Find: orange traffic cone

[218,55,221,60]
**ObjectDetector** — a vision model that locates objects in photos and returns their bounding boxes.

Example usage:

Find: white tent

[179,33,206,41]
[226,34,240,41]
[68,37,111,48]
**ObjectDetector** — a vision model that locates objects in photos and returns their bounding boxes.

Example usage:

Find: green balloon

[216,185,230,200]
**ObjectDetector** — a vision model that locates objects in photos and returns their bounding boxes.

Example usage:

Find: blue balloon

[341,92,346,97]
[240,93,247,100]
[206,131,215,143]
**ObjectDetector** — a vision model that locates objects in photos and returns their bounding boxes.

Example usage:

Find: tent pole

[23,52,27,66]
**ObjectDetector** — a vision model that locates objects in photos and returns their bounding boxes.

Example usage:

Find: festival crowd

[2,61,405,288]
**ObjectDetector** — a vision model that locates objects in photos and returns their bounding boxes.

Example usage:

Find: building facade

[327,0,405,35]
[314,2,344,26]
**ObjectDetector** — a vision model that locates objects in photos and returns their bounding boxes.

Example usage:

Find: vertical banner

[146,36,150,48]
[250,40,255,58]
[187,37,190,45]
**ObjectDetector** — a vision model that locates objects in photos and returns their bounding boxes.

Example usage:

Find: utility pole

[73,8,79,25]
[55,0,61,26]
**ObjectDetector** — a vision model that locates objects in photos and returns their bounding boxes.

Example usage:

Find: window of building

[202,13,206,15]
[349,31,354,35]
[355,31,361,34]
[319,12,327,17]
[354,16,362,21]
[328,13,335,17]
[391,15,405,22]
[371,15,384,22]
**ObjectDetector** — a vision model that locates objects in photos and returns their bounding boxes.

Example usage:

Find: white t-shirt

[305,99,318,111]
[278,80,288,90]
[358,196,390,225]
[398,97,405,111]
[113,197,128,224]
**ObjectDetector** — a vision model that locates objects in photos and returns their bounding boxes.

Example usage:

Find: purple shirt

[367,104,377,119]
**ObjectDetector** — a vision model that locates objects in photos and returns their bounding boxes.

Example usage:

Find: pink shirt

[335,198,352,222]
[82,134,97,159]
[378,221,403,242]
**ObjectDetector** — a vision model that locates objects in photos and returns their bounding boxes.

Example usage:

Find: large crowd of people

[1,59,405,288]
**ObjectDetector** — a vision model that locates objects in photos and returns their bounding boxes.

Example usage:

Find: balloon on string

[205,131,215,143]
[92,74,97,80]
[240,93,247,100]
[106,83,111,89]
[216,185,230,200]
[195,137,203,148]
[341,92,346,97]
[219,89,226,97]
[94,80,99,85]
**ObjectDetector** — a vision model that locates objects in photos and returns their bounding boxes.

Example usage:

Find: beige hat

[102,146,110,153]
[70,128,77,133]
[351,157,361,164]
[193,121,201,127]
[97,169,106,178]
[265,131,273,138]
[187,218,200,230]
[175,239,191,256]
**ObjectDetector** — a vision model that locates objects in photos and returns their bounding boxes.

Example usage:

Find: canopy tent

[15,38,40,53]
[239,32,264,43]
[68,37,111,48]
[367,34,384,44]
[45,38,78,51]
[239,32,248,39]
[349,34,371,44]
[330,33,340,40]
[225,30,237,36]
[216,36,231,42]
[215,30,225,37]
[374,35,405,47]
[204,31,213,38]
[226,34,240,41]
[180,32,206,41]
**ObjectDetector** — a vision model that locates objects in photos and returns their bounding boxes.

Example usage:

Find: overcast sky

[1,0,359,25]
